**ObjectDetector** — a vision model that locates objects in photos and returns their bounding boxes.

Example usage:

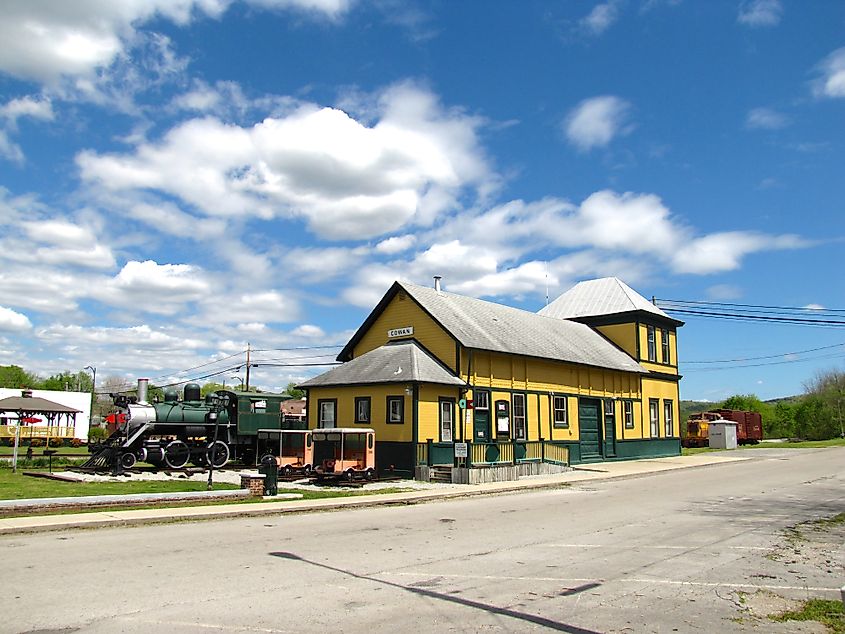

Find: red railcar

[709,409,763,445]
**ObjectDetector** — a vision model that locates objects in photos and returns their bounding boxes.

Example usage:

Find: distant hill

[680,400,714,421]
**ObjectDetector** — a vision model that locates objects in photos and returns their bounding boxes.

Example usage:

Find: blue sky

[0,0,843,401]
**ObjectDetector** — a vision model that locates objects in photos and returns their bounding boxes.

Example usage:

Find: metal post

[84,365,96,437]
[206,406,221,491]
[12,419,20,474]
[426,438,433,467]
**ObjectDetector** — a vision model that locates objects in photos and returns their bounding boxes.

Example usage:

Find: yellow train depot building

[299,277,683,477]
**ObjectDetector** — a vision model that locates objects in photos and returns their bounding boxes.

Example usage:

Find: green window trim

[661,329,671,365]
[647,325,657,362]
[439,397,455,442]
[623,400,634,429]
[354,396,371,425]
[649,398,660,438]
[663,399,675,437]
[553,394,569,428]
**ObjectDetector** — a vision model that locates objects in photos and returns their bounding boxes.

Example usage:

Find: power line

[684,342,845,364]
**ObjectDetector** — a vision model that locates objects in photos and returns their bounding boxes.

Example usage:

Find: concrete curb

[0,454,749,535]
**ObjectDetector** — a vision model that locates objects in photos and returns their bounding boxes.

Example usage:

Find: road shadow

[270,551,601,633]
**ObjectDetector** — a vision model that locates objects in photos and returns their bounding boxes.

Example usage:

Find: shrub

[71,438,83,447]
[29,438,43,447]
[88,427,107,442]
[47,437,64,448]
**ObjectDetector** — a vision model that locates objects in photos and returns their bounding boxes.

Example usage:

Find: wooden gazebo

[0,390,81,445]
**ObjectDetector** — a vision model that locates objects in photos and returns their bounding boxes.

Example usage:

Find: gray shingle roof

[396,282,646,374]
[0,395,81,414]
[538,277,679,323]
[299,340,466,388]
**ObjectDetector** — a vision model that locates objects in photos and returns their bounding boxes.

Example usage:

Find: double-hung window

[649,399,660,438]
[553,395,568,428]
[512,394,527,440]
[439,399,454,442]
[647,325,657,362]
[318,399,336,428]
[623,400,634,429]
[664,400,674,437]
[661,329,671,364]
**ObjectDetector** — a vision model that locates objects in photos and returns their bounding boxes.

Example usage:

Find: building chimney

[137,378,149,404]
[21,389,32,398]
[434,276,442,293]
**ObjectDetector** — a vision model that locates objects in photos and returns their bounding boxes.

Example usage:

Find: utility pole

[245,343,251,392]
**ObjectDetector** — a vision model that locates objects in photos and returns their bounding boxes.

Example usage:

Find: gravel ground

[55,467,461,492]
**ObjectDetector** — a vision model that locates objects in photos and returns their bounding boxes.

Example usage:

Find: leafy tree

[41,370,93,392]
[201,382,227,397]
[0,365,40,389]
[285,382,305,399]
[719,393,775,437]
[800,369,845,439]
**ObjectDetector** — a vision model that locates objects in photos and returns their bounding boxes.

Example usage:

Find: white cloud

[0,267,84,314]
[580,1,622,35]
[82,260,211,316]
[375,234,416,254]
[0,1,348,86]
[746,107,789,130]
[247,0,354,19]
[803,303,825,311]
[0,131,24,164]
[37,323,205,351]
[671,232,806,274]
[706,284,743,300]
[0,96,54,126]
[290,324,325,338]
[171,79,250,117]
[564,96,632,151]
[79,83,491,240]
[737,0,783,27]
[281,247,364,282]
[202,290,300,325]
[0,306,32,332]
[812,48,845,99]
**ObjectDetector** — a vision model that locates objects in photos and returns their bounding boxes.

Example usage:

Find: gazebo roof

[0,395,81,414]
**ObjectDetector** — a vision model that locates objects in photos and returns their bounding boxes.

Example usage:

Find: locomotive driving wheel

[119,452,137,469]
[206,440,230,468]
[164,440,191,469]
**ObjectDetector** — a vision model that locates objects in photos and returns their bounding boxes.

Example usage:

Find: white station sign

[388,326,414,338]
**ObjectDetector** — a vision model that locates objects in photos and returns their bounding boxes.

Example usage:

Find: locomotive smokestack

[137,378,149,404]
[434,275,442,293]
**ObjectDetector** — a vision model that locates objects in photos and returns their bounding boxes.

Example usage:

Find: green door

[473,390,491,441]
[579,398,602,461]
[603,399,616,458]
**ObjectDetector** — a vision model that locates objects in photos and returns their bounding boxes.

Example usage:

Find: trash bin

[259,454,278,496]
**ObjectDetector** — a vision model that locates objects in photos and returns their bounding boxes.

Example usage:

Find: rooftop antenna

[545,262,549,306]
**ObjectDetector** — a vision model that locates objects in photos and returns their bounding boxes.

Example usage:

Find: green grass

[0,468,239,500]
[682,438,845,455]
[770,599,844,633]
[0,445,91,456]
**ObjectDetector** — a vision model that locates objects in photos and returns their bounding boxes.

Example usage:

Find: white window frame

[553,395,568,428]
[647,325,657,362]
[661,329,671,364]
[623,400,634,429]
[318,400,336,428]
[440,399,453,442]
[649,399,660,438]
[664,400,674,437]
[512,393,527,440]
